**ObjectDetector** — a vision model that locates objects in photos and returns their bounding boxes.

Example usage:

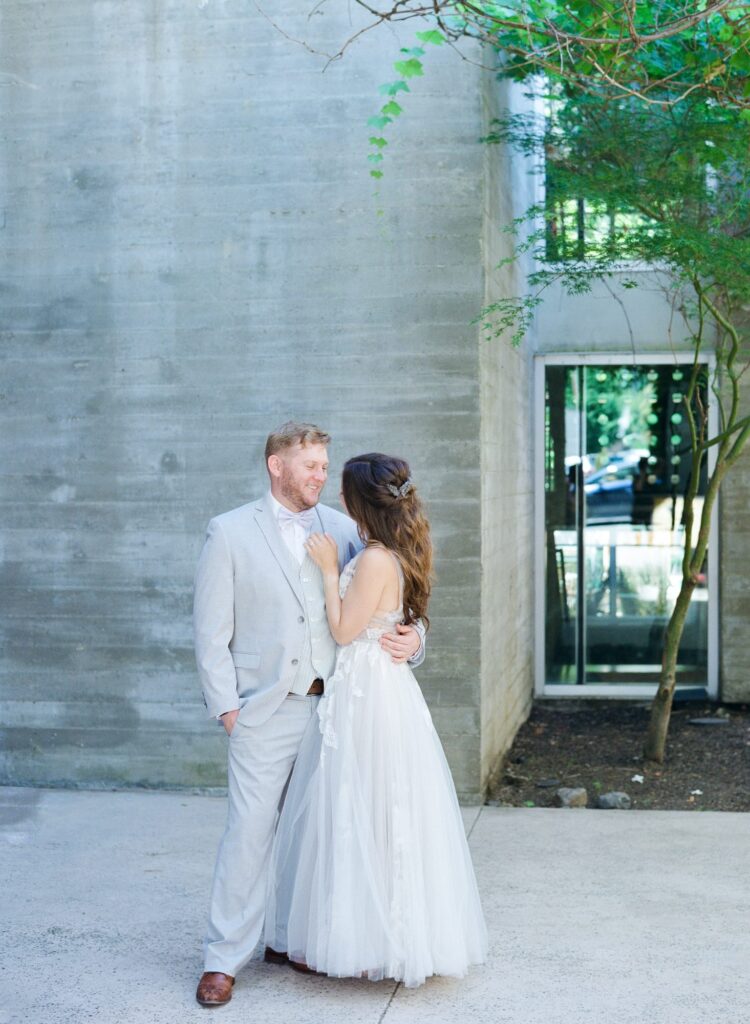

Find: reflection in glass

[545,364,709,687]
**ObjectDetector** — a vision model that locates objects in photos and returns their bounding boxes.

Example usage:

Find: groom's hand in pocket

[380,623,421,664]
[220,709,240,736]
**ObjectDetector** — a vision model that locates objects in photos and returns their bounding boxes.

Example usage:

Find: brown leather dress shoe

[264,946,289,966]
[196,971,235,1007]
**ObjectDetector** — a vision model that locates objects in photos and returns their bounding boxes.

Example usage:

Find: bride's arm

[305,536,391,645]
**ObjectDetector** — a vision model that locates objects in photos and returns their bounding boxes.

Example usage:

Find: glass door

[540,358,715,693]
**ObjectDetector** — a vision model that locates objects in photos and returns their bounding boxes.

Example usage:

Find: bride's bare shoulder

[357,544,398,578]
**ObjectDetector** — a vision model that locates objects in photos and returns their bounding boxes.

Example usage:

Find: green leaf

[415,29,444,46]
[381,100,403,118]
[523,800,536,808]
[378,81,410,96]
[399,46,425,58]
[367,115,392,129]
[394,58,423,79]
[370,170,383,180]
[367,153,384,163]
[369,136,388,149]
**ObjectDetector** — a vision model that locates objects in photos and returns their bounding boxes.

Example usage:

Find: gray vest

[288,552,337,694]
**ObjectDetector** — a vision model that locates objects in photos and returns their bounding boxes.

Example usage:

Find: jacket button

[291,658,299,666]
[298,615,305,623]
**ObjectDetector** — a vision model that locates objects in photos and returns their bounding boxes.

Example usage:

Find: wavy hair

[341,453,433,628]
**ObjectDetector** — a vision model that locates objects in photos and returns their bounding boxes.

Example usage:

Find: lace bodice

[339,549,404,643]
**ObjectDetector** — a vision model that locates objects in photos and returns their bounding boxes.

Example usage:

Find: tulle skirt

[264,639,488,988]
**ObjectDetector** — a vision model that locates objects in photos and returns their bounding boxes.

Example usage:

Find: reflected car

[583,462,635,523]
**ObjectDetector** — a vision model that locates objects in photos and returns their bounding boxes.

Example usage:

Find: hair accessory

[387,479,413,499]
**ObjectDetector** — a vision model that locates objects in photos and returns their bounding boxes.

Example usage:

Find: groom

[193,422,424,1007]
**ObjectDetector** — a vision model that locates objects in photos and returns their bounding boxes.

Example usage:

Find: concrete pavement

[1,787,748,1024]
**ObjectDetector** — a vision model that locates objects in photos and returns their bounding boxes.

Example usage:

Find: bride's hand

[305,532,339,574]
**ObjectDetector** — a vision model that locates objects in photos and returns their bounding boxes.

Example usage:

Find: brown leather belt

[307,678,324,696]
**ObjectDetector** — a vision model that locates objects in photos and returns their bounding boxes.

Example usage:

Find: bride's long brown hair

[341,453,433,628]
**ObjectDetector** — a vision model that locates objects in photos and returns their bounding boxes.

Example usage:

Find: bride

[264,453,487,988]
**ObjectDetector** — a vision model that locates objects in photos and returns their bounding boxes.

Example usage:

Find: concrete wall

[479,75,535,786]
[720,359,750,703]
[536,271,697,355]
[0,1,500,798]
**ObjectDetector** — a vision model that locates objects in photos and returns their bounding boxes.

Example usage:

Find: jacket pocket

[231,650,261,669]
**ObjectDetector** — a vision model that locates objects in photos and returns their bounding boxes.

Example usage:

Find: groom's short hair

[265,421,331,461]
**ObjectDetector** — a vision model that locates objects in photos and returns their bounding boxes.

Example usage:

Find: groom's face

[273,442,329,511]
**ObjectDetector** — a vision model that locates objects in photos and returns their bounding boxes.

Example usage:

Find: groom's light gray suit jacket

[194,493,425,727]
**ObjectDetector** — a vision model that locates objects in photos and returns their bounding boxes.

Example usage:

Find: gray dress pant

[203,693,320,975]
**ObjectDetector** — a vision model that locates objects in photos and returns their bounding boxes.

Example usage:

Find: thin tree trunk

[643,580,695,762]
[643,456,727,762]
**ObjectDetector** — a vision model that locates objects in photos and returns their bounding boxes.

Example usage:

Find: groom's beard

[278,466,322,512]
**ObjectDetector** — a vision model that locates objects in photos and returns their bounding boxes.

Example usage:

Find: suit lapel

[254,495,304,606]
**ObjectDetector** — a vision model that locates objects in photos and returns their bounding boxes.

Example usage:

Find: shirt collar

[268,491,285,521]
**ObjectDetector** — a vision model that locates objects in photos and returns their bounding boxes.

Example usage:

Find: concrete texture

[2,786,749,1024]
[478,67,536,787]
[0,1,494,798]
[720,361,750,702]
[535,272,699,354]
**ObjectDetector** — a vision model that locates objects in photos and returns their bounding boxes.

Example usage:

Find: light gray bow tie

[277,506,316,530]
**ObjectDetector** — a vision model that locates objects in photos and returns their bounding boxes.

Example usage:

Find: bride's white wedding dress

[264,550,488,988]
